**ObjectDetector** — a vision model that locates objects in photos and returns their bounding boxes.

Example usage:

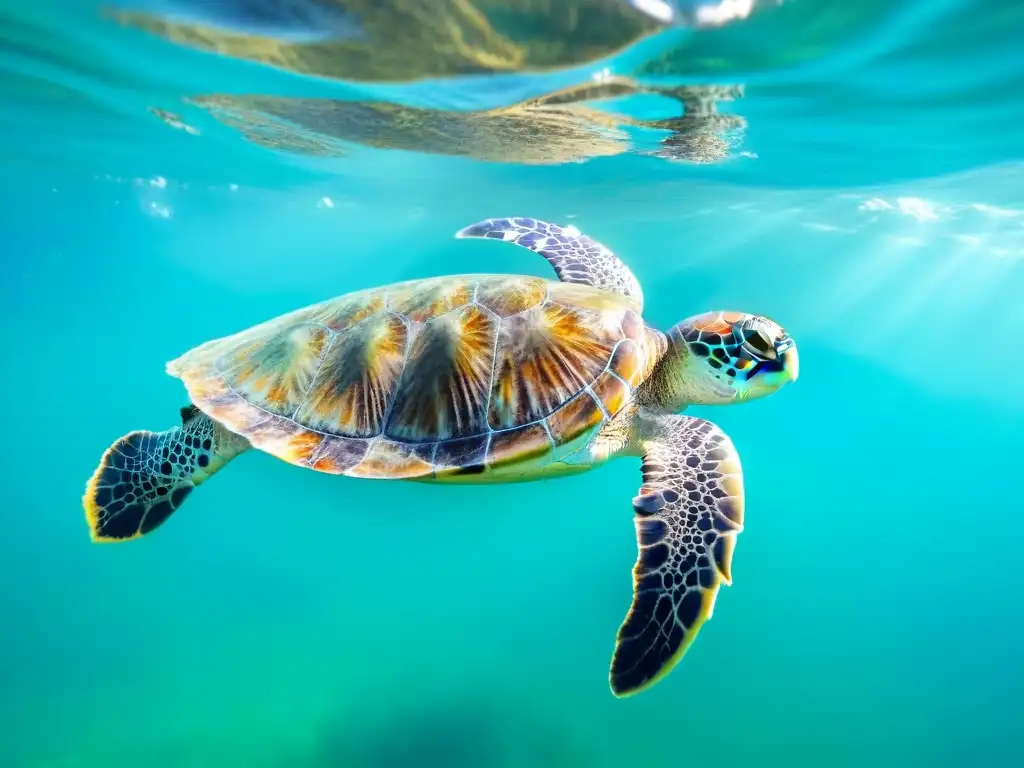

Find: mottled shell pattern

[167,274,665,480]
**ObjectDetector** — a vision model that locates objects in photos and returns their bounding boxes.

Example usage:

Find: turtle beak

[778,341,799,384]
[734,335,799,402]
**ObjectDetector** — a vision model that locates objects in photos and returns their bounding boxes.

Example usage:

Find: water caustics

[109,0,759,169]
[2,0,1020,189]
[4,0,1022,396]
[180,79,746,165]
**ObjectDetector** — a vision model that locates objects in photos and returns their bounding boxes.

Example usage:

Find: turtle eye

[742,328,776,360]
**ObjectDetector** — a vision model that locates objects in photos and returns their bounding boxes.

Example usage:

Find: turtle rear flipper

[82,407,248,542]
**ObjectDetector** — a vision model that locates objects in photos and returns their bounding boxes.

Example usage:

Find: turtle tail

[82,406,249,543]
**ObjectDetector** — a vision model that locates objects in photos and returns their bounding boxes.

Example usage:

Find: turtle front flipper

[82,406,249,542]
[610,413,744,697]
[455,217,643,309]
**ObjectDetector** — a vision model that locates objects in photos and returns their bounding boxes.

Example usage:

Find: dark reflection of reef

[282,693,592,768]
[176,78,746,165]
[110,0,667,83]
[644,84,745,163]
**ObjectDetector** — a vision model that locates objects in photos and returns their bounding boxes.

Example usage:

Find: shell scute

[433,434,490,477]
[216,323,329,417]
[475,275,547,317]
[487,303,620,431]
[310,435,370,474]
[620,309,646,343]
[238,414,320,465]
[348,439,434,479]
[294,312,408,437]
[547,388,606,445]
[547,280,638,312]
[198,382,272,437]
[487,423,551,468]
[387,275,474,322]
[281,430,325,466]
[310,291,385,332]
[591,368,631,416]
[384,304,497,441]
[607,338,644,385]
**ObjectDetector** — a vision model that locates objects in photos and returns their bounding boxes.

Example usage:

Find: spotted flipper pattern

[82,408,249,542]
[456,217,644,309]
[610,413,744,697]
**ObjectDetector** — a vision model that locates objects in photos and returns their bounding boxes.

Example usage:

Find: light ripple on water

[1,0,1022,191]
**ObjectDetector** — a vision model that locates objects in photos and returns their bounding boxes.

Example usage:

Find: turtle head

[653,311,799,409]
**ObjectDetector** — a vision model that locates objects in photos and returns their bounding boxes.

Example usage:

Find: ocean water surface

[3,1,1023,766]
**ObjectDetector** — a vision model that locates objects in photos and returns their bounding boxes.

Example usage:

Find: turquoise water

[4,1,1024,766]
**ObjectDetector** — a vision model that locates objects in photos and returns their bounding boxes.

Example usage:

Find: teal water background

[3,1,1024,766]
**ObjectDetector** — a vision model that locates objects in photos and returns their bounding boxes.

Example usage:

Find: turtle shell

[167,274,663,480]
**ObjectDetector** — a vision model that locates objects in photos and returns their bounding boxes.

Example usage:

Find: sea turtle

[83,217,799,697]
